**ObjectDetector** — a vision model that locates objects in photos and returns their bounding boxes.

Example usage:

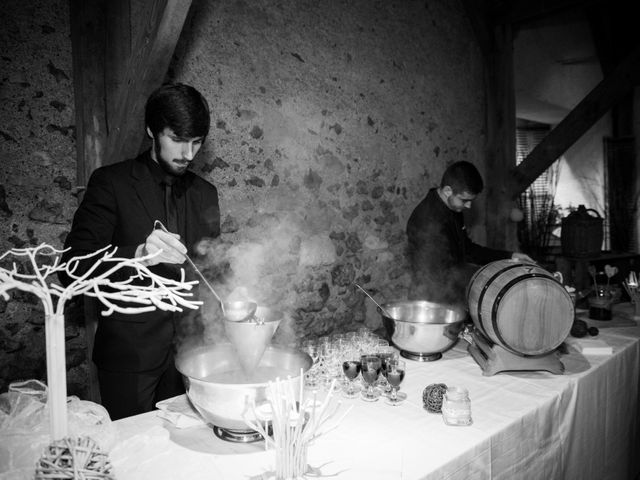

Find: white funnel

[224,311,281,373]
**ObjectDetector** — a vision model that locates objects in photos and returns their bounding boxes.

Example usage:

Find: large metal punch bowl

[175,342,311,443]
[380,300,466,361]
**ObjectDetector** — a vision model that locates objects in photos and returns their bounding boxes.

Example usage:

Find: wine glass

[321,342,340,388]
[341,359,362,398]
[377,346,396,394]
[385,359,407,406]
[360,355,382,402]
[302,340,320,389]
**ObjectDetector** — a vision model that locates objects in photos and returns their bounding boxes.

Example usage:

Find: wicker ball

[35,435,113,480]
[423,383,447,413]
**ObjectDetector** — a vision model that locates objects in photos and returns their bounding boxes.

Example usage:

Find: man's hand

[511,252,535,263]
[136,229,187,266]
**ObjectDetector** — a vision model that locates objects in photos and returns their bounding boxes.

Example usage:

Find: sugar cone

[224,319,280,373]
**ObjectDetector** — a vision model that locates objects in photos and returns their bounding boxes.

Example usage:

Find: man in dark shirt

[59,83,220,419]
[406,161,532,305]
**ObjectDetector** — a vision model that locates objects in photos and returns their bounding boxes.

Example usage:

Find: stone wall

[0,0,83,395]
[168,0,486,347]
[0,0,486,398]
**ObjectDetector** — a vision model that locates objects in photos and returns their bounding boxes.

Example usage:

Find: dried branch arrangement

[0,244,201,317]
[244,376,351,479]
[0,243,202,440]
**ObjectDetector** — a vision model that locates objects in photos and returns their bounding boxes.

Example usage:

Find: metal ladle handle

[153,220,226,315]
[354,283,392,318]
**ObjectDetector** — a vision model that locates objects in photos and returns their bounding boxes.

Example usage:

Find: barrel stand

[467,330,565,376]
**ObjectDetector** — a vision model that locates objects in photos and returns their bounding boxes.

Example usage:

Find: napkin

[155,395,205,428]
[566,337,613,355]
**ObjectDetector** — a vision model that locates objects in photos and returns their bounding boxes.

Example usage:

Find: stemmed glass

[377,346,396,394]
[360,355,382,402]
[302,340,320,389]
[321,342,339,388]
[384,359,406,406]
[341,359,362,398]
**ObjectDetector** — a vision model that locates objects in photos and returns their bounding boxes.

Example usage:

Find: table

[109,304,640,480]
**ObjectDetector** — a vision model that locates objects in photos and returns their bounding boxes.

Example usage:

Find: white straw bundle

[244,371,352,479]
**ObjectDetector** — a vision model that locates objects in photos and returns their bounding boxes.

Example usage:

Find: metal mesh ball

[423,383,447,413]
[35,436,113,479]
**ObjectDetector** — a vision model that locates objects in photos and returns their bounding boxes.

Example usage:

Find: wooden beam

[106,0,193,165]
[460,0,493,61]
[492,0,598,25]
[508,44,640,199]
[586,2,639,137]
[105,0,133,124]
[484,23,518,250]
[69,0,108,187]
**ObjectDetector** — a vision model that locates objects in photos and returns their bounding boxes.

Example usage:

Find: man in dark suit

[60,83,220,420]
[406,161,532,305]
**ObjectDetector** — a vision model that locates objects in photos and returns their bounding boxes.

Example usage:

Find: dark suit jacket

[406,188,510,304]
[407,188,510,269]
[60,151,220,372]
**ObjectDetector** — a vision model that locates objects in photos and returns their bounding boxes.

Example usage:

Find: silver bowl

[175,343,311,442]
[380,300,467,361]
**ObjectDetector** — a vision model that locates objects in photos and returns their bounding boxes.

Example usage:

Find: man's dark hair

[440,161,483,195]
[145,83,210,138]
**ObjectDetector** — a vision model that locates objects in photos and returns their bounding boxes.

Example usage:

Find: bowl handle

[459,324,474,345]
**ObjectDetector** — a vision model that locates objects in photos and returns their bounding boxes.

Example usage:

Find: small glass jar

[441,386,472,426]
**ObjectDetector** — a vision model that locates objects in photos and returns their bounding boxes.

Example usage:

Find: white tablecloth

[110,304,640,480]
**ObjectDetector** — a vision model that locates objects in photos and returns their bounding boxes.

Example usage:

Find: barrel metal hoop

[492,272,552,354]
[476,263,527,339]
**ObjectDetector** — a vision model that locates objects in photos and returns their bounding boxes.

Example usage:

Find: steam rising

[175,213,336,353]
[407,221,476,309]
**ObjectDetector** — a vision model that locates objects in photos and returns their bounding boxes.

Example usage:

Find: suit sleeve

[58,168,136,286]
[463,229,511,265]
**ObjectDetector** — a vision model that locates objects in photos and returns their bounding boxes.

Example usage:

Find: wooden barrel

[466,260,574,356]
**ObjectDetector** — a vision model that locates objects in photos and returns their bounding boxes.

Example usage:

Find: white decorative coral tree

[0,244,202,440]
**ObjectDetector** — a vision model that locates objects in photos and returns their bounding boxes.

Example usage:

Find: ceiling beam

[492,0,599,25]
[106,0,193,165]
[508,44,640,199]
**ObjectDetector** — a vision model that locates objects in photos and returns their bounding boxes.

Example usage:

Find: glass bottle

[441,386,472,426]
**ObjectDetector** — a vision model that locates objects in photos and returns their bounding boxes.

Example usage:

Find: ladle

[153,220,257,322]
[354,283,393,318]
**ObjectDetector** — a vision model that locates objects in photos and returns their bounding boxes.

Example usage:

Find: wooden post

[106,0,193,165]
[105,0,133,125]
[484,23,518,251]
[69,0,108,187]
[461,0,519,251]
[634,87,640,252]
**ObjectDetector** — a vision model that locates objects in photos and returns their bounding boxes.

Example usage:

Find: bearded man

[60,83,220,419]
